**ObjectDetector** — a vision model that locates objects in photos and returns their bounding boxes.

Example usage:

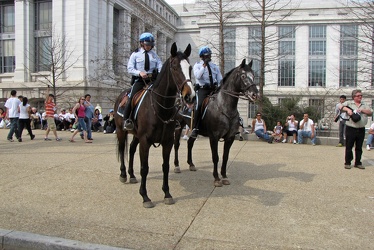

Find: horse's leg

[173,126,182,173]
[209,136,222,187]
[187,137,197,171]
[221,136,235,185]
[128,136,139,183]
[118,130,127,183]
[162,142,175,205]
[138,142,154,208]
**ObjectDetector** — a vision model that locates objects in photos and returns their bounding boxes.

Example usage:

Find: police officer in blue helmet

[190,46,223,138]
[120,32,163,130]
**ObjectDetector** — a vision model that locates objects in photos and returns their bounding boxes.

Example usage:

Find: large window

[0,1,15,73]
[309,26,326,87]
[224,27,236,73]
[35,1,52,30]
[34,0,52,72]
[340,25,358,87]
[278,26,295,86]
[248,26,261,85]
[1,3,14,33]
[35,37,52,72]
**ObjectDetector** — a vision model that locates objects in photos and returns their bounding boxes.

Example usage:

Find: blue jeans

[80,118,92,139]
[255,129,271,142]
[7,117,19,140]
[298,130,316,144]
[367,134,373,146]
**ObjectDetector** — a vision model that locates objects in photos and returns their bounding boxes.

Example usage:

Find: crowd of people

[1,89,116,144]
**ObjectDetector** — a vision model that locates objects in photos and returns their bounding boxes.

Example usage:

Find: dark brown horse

[175,59,258,186]
[114,43,195,208]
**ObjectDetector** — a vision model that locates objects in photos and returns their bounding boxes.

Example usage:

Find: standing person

[44,87,61,141]
[339,89,373,169]
[365,122,374,151]
[69,97,92,143]
[251,112,273,143]
[120,32,163,130]
[335,95,348,147]
[4,90,21,142]
[190,46,223,138]
[17,97,35,142]
[297,113,316,145]
[80,94,94,140]
[282,114,298,144]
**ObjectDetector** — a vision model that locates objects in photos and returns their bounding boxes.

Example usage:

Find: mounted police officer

[190,46,223,138]
[120,32,163,130]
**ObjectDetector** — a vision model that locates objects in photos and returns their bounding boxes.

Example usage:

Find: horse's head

[238,59,259,102]
[170,43,196,105]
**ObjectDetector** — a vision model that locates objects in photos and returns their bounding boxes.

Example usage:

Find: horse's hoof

[164,197,175,205]
[189,165,197,171]
[174,167,181,173]
[119,175,127,183]
[143,201,155,208]
[129,178,138,183]
[214,180,223,187]
[222,178,230,185]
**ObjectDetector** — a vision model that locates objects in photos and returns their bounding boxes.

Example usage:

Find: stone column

[14,0,32,83]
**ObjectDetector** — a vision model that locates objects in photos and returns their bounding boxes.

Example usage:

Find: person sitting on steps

[190,46,222,138]
[118,32,162,131]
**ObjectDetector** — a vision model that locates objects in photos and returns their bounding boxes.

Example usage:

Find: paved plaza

[0,128,373,249]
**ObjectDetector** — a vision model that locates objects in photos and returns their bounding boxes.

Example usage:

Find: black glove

[194,85,200,91]
[204,58,211,65]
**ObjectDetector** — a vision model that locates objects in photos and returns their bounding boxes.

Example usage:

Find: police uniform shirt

[342,100,373,128]
[127,48,163,76]
[193,60,223,87]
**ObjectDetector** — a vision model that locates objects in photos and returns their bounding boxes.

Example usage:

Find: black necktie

[206,63,214,86]
[144,51,150,71]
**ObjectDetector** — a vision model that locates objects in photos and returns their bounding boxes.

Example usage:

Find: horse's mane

[152,51,188,89]
[221,66,236,86]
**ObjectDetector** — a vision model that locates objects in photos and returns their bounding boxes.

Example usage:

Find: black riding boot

[122,102,134,130]
[190,108,201,138]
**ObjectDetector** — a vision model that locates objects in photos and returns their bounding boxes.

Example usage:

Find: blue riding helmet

[139,32,155,46]
[198,46,212,57]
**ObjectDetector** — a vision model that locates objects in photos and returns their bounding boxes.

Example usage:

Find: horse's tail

[116,129,128,162]
[114,90,130,163]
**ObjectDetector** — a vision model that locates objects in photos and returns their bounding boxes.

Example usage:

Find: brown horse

[175,59,258,186]
[114,43,195,208]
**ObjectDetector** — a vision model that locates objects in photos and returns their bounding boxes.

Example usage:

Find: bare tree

[25,28,82,104]
[242,0,300,109]
[338,0,374,90]
[199,0,245,74]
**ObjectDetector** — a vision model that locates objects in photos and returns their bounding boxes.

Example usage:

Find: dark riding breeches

[123,80,146,120]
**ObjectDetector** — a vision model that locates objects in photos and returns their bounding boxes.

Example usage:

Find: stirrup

[123,119,134,130]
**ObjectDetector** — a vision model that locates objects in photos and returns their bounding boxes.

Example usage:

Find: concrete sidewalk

[0,128,373,249]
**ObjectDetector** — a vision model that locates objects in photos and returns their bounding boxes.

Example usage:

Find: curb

[0,229,129,250]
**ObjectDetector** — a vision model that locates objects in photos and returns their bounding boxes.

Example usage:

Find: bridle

[148,56,193,125]
[219,70,257,101]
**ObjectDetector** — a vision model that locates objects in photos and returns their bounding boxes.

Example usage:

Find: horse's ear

[184,44,191,58]
[248,59,253,69]
[240,59,246,68]
[171,42,177,57]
